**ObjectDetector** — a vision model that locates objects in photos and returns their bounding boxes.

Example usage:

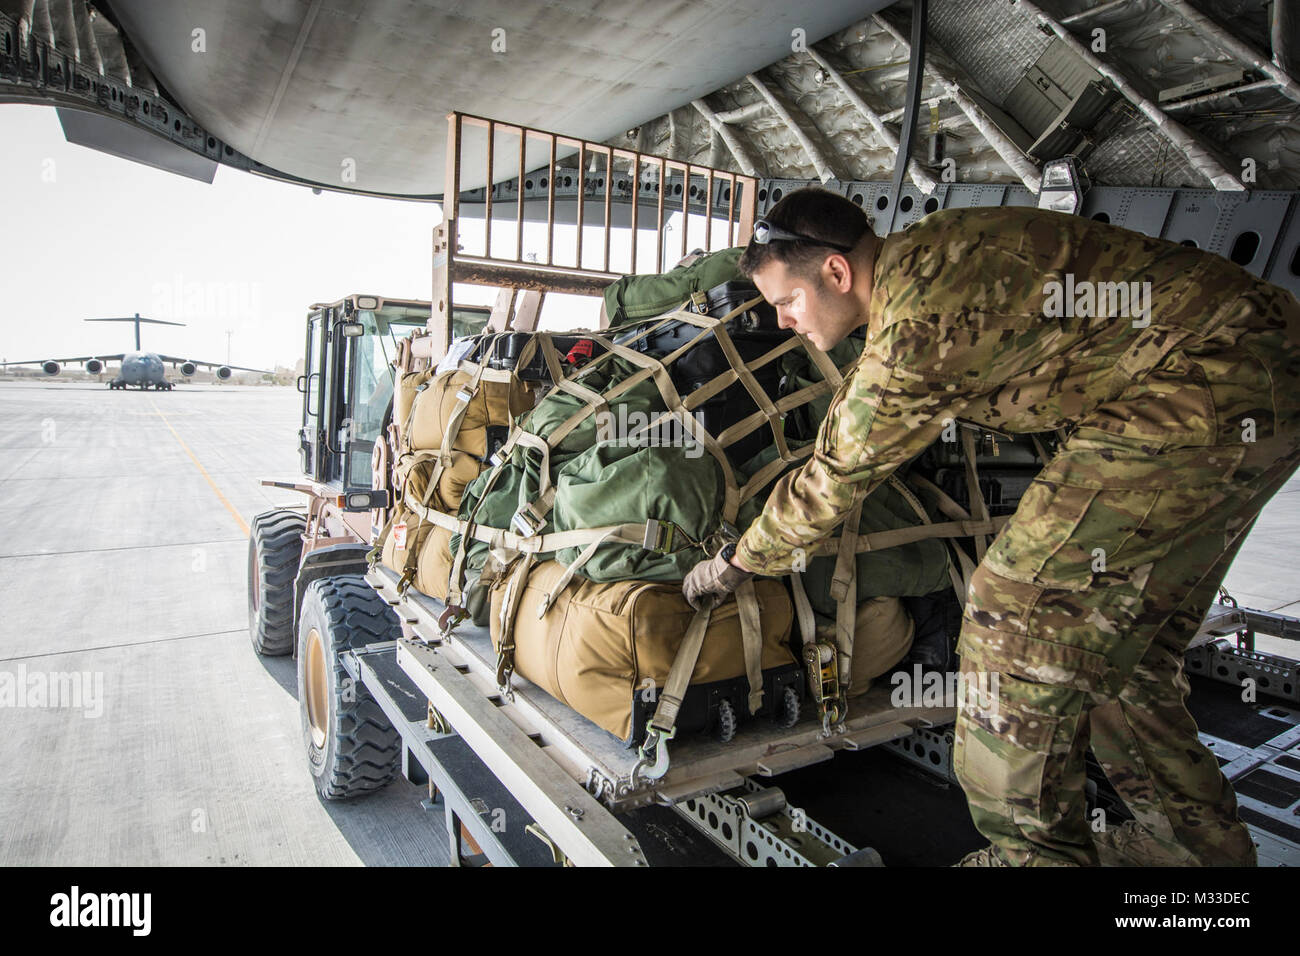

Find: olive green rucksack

[449,354,669,574]
[779,335,866,442]
[602,247,745,326]
[552,439,725,583]
[447,351,729,613]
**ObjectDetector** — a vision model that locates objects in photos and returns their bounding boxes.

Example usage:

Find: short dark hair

[739,187,875,278]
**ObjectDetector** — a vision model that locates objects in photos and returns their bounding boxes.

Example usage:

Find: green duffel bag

[441,463,530,627]
[449,354,672,581]
[798,482,952,616]
[602,247,745,326]
[779,334,866,441]
[515,354,665,458]
[552,439,725,583]
[737,442,951,615]
[450,459,536,567]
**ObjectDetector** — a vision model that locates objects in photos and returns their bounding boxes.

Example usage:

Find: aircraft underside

[109,378,172,390]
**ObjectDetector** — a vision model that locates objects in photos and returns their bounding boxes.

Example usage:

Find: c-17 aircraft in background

[0,314,269,390]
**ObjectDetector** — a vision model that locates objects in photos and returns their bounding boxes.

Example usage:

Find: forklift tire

[248,508,307,656]
[297,575,402,800]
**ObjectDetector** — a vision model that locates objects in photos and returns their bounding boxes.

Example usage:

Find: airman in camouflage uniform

[683,187,1300,865]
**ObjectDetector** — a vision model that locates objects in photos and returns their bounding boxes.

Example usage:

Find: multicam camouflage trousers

[954,427,1300,866]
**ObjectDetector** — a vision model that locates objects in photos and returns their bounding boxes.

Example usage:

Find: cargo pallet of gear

[249,112,1300,867]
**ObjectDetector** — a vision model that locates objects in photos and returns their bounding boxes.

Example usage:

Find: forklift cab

[297,295,490,505]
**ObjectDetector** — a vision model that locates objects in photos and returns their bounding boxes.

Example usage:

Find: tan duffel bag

[407,367,530,459]
[393,366,533,555]
[836,596,915,697]
[380,458,453,580]
[414,525,455,602]
[394,366,436,439]
[385,363,532,584]
[490,561,797,740]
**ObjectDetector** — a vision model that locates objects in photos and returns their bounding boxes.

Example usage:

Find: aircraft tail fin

[84,317,186,326]
[85,314,185,350]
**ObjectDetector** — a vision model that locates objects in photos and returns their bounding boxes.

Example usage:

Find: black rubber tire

[248,508,307,656]
[715,697,737,743]
[777,685,800,729]
[297,575,402,800]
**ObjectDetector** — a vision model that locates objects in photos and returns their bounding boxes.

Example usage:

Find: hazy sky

[0,104,733,373]
[0,104,444,371]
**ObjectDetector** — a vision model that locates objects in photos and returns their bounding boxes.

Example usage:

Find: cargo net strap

[393,301,1009,758]
[397,311,1006,579]
[635,598,717,783]
[458,297,837,537]
[399,300,819,598]
[784,471,1009,733]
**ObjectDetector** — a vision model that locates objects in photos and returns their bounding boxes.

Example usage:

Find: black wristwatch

[719,541,737,563]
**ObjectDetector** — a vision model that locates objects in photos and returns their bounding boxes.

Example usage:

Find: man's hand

[682,547,754,611]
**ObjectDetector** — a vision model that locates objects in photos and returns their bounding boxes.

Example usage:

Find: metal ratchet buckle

[511,504,545,537]
[641,518,678,555]
[494,657,517,703]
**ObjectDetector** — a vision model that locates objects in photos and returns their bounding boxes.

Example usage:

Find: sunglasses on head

[751,218,858,253]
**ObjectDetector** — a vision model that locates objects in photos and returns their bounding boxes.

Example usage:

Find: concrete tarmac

[0,382,447,866]
[1,380,1297,867]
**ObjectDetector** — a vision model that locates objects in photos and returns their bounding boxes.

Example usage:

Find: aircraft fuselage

[111,351,171,390]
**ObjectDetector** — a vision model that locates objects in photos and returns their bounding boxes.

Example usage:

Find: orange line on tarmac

[151,401,250,536]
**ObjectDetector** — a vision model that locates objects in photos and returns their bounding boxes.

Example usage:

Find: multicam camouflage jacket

[737,206,1300,574]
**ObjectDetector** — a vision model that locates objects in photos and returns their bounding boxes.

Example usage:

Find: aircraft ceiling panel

[105,0,887,196]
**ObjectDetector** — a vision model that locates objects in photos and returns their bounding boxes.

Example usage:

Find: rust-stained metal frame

[431,111,757,359]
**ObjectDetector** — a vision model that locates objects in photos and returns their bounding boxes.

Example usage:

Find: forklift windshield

[344,303,429,489]
[343,302,492,490]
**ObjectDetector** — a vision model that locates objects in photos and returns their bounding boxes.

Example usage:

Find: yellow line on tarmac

[151,401,249,536]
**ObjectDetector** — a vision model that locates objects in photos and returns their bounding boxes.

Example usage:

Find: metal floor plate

[1189,676,1300,866]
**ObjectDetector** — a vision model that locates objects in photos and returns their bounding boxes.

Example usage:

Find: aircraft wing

[1,354,125,366]
[157,355,271,374]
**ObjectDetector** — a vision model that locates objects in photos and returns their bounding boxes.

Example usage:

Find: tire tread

[248,508,307,656]
[301,575,403,800]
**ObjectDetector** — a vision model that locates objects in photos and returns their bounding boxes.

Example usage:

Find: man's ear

[823,253,853,293]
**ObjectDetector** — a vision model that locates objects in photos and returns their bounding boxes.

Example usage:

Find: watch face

[721,542,736,562]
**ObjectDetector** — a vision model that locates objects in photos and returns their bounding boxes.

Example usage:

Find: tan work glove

[682,546,753,611]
